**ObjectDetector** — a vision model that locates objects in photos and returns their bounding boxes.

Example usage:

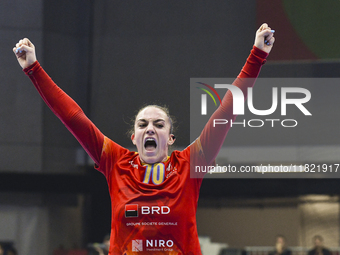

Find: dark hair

[7,247,17,255]
[313,235,324,242]
[127,104,176,138]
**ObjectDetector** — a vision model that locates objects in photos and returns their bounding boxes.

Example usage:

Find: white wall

[0,205,48,255]
[197,196,339,249]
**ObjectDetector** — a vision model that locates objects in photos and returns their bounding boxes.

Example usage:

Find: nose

[146,122,155,134]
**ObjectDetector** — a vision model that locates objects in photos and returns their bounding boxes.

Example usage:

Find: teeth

[144,137,157,148]
[145,138,155,142]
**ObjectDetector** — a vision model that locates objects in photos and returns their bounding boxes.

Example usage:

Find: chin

[141,152,162,164]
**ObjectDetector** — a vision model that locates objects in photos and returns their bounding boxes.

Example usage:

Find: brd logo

[125,204,170,218]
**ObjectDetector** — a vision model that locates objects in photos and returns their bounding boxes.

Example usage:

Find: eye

[138,123,147,128]
[156,124,164,128]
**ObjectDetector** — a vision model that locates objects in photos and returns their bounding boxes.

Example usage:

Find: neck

[140,155,168,164]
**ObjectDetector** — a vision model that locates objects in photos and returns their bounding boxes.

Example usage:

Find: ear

[131,133,136,145]
[168,134,176,145]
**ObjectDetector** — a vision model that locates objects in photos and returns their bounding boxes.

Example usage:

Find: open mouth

[144,137,157,150]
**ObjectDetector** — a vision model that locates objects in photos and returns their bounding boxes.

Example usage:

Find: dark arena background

[1,0,340,254]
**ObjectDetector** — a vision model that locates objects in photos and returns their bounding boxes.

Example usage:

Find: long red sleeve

[23,61,104,166]
[200,46,268,165]
[23,45,267,168]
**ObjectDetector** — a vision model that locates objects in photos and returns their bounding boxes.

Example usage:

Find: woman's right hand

[13,38,37,69]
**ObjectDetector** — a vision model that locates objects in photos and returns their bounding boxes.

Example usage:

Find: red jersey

[23,46,268,255]
[97,137,205,254]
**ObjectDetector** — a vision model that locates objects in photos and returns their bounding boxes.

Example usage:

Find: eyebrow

[137,119,166,123]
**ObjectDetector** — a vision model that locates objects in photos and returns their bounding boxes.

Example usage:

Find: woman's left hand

[254,23,275,54]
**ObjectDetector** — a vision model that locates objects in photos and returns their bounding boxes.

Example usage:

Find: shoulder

[285,249,292,254]
[95,136,136,176]
[323,248,332,254]
[169,149,189,162]
[99,136,135,165]
[173,138,204,159]
[102,136,130,154]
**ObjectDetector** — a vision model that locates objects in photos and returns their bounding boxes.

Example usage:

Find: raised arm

[200,23,275,165]
[13,38,104,165]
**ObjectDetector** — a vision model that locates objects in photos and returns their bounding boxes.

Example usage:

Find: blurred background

[1,0,340,254]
